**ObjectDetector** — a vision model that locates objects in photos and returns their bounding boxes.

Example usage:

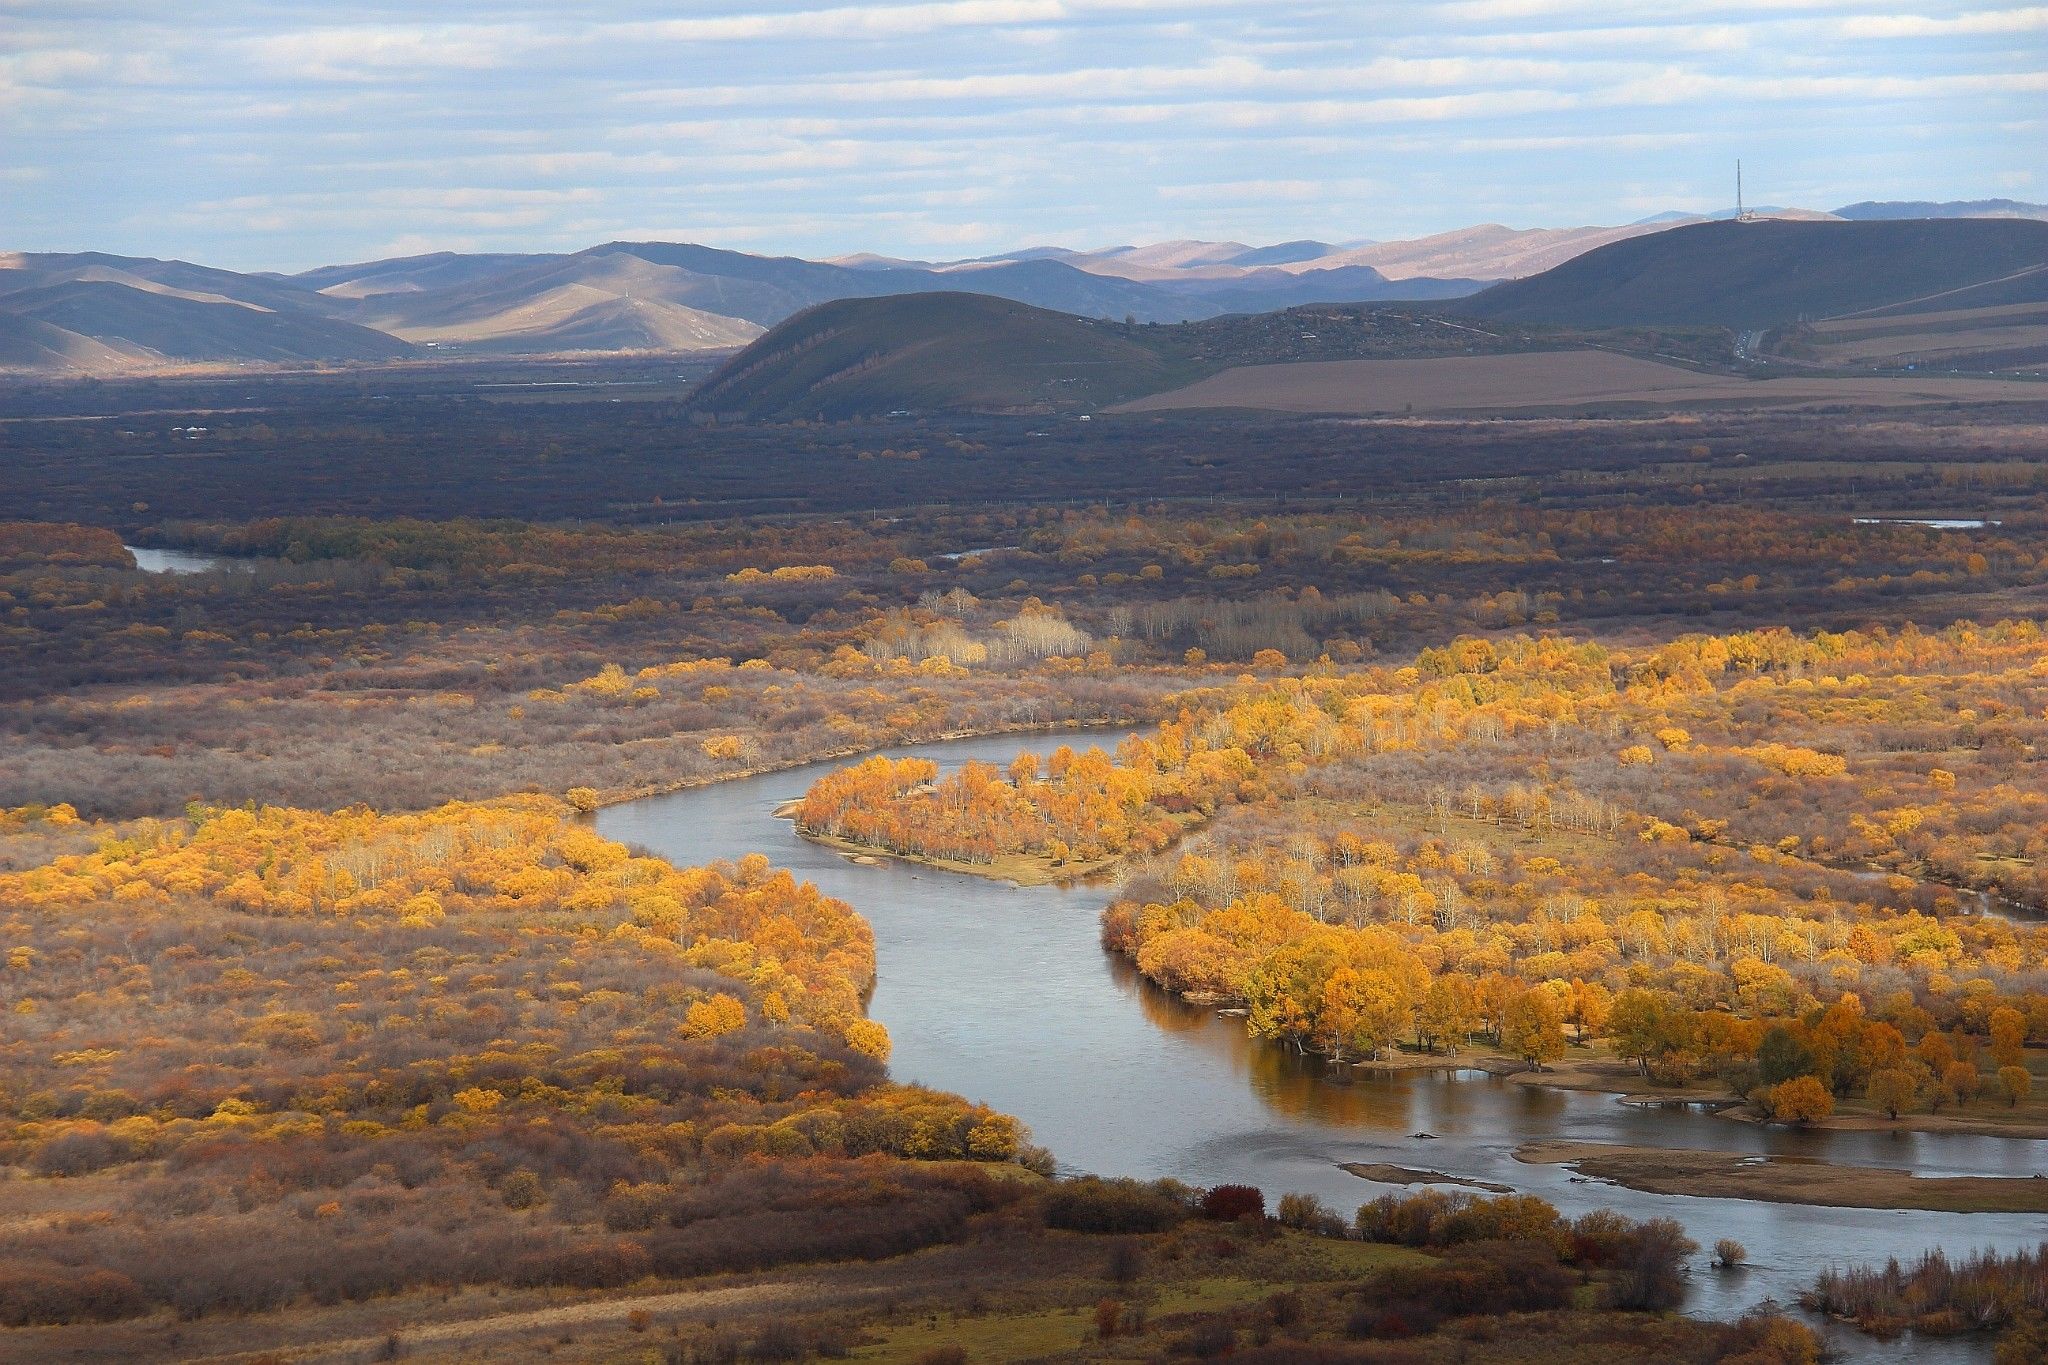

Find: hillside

[687,293,1723,420]
[0,279,413,368]
[688,293,1179,419]
[1459,219,2048,329]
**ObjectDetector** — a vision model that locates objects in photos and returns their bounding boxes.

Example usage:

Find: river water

[125,544,227,574]
[599,728,2046,1362]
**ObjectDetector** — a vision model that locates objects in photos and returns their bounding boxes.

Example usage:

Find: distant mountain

[1314,222,1699,282]
[0,250,343,316]
[0,239,1487,375]
[1834,199,2048,222]
[0,260,413,370]
[689,292,1178,420]
[1458,218,2048,329]
[7,200,2041,376]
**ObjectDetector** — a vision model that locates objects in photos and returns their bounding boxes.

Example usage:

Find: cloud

[1836,6,2048,37]
[239,24,544,81]
[3,0,2036,266]
[611,0,1237,43]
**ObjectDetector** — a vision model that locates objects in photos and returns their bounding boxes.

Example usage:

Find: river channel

[598,728,2046,1362]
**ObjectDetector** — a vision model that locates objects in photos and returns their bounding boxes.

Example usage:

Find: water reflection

[600,728,2040,1362]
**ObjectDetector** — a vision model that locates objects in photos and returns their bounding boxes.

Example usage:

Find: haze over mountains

[2,199,2042,376]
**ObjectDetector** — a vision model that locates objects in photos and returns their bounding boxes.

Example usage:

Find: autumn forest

[3,375,2047,1363]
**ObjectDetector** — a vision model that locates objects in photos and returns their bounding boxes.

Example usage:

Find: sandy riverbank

[1516,1139,2048,1213]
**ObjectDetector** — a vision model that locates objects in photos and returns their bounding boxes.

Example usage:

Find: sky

[2,1,2043,271]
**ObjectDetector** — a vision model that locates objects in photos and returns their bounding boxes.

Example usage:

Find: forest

[807,622,2048,1138]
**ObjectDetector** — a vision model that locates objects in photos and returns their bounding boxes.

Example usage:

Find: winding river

[599,728,2046,1363]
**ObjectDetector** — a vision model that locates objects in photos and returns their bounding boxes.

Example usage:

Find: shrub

[1610,1217,1698,1311]
[1276,1191,1334,1230]
[0,1263,148,1325]
[1170,1319,1236,1357]
[1044,1177,1187,1234]
[1198,1184,1266,1222]
[1716,1238,1748,1269]
[29,1127,122,1177]
[1357,1190,1563,1253]
[508,1238,651,1289]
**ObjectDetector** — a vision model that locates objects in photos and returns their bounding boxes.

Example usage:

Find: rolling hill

[1457,219,2048,330]
[688,293,1179,419]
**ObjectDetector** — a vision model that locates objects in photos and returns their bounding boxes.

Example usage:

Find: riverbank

[1517,1139,2048,1213]
[1503,1044,2048,1142]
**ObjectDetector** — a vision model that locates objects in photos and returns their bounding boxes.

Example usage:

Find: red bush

[1198,1184,1266,1222]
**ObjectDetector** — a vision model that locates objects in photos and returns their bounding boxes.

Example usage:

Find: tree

[1417,976,1477,1054]
[1998,1065,2032,1108]
[1990,1006,2027,1069]
[1607,988,1676,1074]
[1315,965,1410,1061]
[1767,1076,1834,1126]
[1756,1025,1816,1087]
[1502,988,1566,1071]
[1943,1060,1981,1108]
[1865,1067,1918,1120]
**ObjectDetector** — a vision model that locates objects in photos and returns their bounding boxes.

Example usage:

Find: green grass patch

[850,1305,1092,1363]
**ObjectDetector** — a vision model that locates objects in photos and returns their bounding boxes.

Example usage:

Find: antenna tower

[1736,160,1756,222]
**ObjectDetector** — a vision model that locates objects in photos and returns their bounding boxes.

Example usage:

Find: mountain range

[2,199,2041,376]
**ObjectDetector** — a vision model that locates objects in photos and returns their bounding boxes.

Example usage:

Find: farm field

[1114,349,2048,415]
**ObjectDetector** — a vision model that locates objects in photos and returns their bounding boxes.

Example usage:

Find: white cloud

[1836,7,2048,37]
[239,24,544,81]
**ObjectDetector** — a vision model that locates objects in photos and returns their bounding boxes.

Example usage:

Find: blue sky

[3,1,2042,270]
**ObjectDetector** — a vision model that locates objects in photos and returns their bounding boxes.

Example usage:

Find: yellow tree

[1502,988,1566,1071]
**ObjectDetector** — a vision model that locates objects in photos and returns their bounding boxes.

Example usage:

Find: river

[598,728,2046,1363]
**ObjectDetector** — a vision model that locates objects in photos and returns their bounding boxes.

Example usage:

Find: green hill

[1459,218,2048,329]
[688,292,1181,419]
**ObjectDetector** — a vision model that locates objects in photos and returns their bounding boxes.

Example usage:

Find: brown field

[1111,349,2048,415]
[1816,300,2048,334]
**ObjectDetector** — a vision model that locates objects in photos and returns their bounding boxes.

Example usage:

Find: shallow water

[1851,517,1995,530]
[600,729,2045,1361]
